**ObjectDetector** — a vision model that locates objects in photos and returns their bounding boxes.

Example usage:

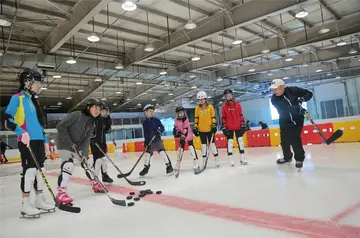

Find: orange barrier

[246,129,270,147]
[301,123,334,144]
[214,134,227,148]
[269,128,281,146]
[175,138,189,150]
[126,142,135,152]
[135,141,145,152]
[333,120,360,142]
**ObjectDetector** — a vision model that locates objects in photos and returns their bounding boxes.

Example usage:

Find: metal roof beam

[44,0,112,53]
[124,0,307,66]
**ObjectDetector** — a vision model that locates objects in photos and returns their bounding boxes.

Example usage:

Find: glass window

[269,99,307,120]
[134,128,143,138]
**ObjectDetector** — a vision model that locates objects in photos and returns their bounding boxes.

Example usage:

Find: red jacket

[222,101,245,130]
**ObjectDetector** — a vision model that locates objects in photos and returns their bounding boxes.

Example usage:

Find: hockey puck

[140,190,146,194]
[127,202,135,207]
[139,193,145,198]
[126,196,132,200]
[156,191,162,195]
[134,197,140,201]
[129,192,135,196]
[146,189,152,194]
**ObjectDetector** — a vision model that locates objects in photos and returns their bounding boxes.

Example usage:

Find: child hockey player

[270,79,313,169]
[55,98,102,205]
[193,91,220,167]
[139,104,173,176]
[90,102,113,183]
[173,106,199,170]
[221,89,247,166]
[4,68,55,218]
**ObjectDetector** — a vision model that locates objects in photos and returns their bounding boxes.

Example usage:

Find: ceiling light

[159,70,167,75]
[191,85,197,89]
[57,101,62,106]
[66,96,72,100]
[303,64,309,67]
[222,62,230,67]
[115,63,124,70]
[40,87,47,90]
[78,89,84,92]
[184,19,197,30]
[285,58,293,62]
[232,39,243,45]
[316,69,322,72]
[261,48,270,54]
[152,98,156,101]
[349,48,357,54]
[53,74,61,79]
[94,77,102,82]
[122,1,137,11]
[218,101,223,104]
[0,15,11,27]
[168,92,174,96]
[137,102,141,106]
[283,77,289,80]
[164,83,170,87]
[248,68,255,72]
[113,102,117,106]
[295,11,308,18]
[87,32,100,42]
[212,87,216,91]
[135,81,143,85]
[66,57,76,64]
[101,98,106,101]
[126,98,131,101]
[207,96,212,99]
[115,91,122,94]
[144,43,155,52]
[217,77,223,82]
[191,56,200,61]
[189,75,196,78]
[319,28,330,34]
[237,81,242,84]
[267,73,273,76]
[336,41,346,46]
[141,92,147,95]
[34,95,39,98]
[336,76,341,79]
[326,72,332,76]
[190,100,194,103]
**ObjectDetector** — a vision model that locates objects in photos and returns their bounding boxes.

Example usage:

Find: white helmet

[196,91,207,100]
[50,139,55,143]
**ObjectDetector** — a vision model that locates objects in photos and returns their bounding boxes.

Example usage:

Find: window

[320,98,344,119]
[269,98,307,120]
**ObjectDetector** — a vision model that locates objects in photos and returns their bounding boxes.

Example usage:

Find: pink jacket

[174,117,194,141]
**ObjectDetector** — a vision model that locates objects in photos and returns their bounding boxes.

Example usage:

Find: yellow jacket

[194,103,216,132]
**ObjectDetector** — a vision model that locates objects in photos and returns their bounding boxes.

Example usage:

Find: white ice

[1,143,360,238]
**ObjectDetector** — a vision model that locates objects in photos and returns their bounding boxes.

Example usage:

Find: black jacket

[90,115,112,158]
[142,117,164,145]
[271,86,313,128]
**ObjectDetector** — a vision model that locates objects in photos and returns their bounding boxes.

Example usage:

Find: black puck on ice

[156,190,162,195]
[134,197,140,201]
[126,196,132,200]
[127,202,135,207]
[146,189,152,194]
[140,190,146,194]
[129,192,135,196]
[139,193,145,198]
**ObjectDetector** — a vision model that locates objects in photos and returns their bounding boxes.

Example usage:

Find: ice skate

[56,187,73,205]
[240,154,248,165]
[277,153,293,164]
[35,193,55,213]
[296,161,303,172]
[166,163,174,174]
[228,155,235,167]
[102,173,113,183]
[193,159,200,170]
[91,180,106,193]
[20,197,41,219]
[139,164,150,176]
[215,156,220,168]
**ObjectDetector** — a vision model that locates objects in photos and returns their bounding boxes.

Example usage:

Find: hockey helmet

[196,91,207,100]
[143,104,155,111]
[18,68,44,93]
[223,89,233,95]
[50,139,55,143]
[87,98,102,108]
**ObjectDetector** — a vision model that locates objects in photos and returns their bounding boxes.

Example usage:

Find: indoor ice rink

[1,0,360,237]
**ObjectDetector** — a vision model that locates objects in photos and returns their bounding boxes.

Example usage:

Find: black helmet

[175,106,185,113]
[223,89,233,95]
[87,98,102,108]
[100,101,109,110]
[18,68,44,92]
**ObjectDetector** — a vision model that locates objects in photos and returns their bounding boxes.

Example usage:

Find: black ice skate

[166,163,173,174]
[276,153,293,164]
[139,164,150,176]
[296,161,303,172]
[102,173,113,183]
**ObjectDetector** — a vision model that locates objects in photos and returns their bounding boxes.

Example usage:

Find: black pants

[199,131,214,144]
[18,140,45,192]
[179,139,194,149]
[90,142,107,174]
[226,129,245,154]
[1,152,8,162]
[280,120,305,162]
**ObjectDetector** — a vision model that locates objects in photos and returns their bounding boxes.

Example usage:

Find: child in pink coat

[173,106,199,169]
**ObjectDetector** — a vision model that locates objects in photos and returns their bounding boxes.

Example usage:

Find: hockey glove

[155,127,163,135]
[179,137,186,148]
[299,107,307,115]
[239,124,247,136]
[211,126,217,134]
[193,127,199,137]
[222,127,229,137]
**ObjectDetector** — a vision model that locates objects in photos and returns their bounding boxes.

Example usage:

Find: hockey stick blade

[94,143,146,186]
[57,203,81,213]
[326,129,343,145]
[110,198,127,207]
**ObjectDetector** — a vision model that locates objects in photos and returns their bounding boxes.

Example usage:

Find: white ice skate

[215,157,220,168]
[240,154,248,165]
[228,155,235,167]
[35,193,56,213]
[192,159,200,170]
[21,197,41,218]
